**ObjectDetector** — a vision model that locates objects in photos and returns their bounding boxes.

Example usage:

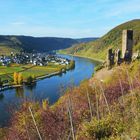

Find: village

[0,52,70,66]
[0,52,75,90]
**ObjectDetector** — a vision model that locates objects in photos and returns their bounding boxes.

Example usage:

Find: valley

[0,35,98,55]
[0,0,140,139]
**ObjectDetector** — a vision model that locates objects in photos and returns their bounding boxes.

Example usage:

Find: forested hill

[76,37,99,43]
[61,19,140,60]
[0,35,97,55]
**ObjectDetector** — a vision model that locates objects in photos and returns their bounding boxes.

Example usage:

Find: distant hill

[61,19,140,61]
[75,37,99,43]
[0,35,98,55]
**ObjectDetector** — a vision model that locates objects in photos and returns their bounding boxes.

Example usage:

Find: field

[0,63,66,82]
[21,64,66,79]
[0,66,23,75]
[0,45,19,55]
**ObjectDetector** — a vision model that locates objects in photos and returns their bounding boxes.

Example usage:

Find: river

[0,55,99,127]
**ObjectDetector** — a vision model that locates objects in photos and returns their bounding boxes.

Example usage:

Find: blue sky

[0,0,140,38]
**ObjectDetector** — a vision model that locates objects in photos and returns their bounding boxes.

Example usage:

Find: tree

[14,72,18,85]
[26,76,34,85]
[0,78,3,89]
[18,73,23,85]
[32,75,36,81]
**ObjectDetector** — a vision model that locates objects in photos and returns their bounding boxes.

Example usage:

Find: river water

[0,55,98,127]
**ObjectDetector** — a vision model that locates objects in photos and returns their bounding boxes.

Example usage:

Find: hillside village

[0,52,70,66]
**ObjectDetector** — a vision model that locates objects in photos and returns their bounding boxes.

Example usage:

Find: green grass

[0,65,26,82]
[0,45,19,55]
[0,74,13,82]
[61,19,140,61]
[0,63,67,82]
[21,64,64,79]
[0,66,24,75]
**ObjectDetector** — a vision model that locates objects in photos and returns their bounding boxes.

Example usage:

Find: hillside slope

[0,36,22,55]
[62,19,140,60]
[2,60,140,139]
[0,35,98,55]
[75,37,99,43]
[0,36,77,54]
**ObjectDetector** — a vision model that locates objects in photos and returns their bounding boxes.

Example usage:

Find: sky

[0,0,140,38]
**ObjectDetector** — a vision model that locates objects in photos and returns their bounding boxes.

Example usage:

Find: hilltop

[61,19,140,61]
[0,35,97,55]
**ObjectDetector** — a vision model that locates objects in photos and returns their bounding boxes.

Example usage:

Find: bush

[26,75,35,85]
[67,60,75,70]
[78,115,124,140]
[42,99,49,110]
[94,64,104,72]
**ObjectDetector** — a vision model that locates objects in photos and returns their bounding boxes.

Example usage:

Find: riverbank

[0,84,22,92]
[0,71,61,91]
[0,71,64,92]
[58,53,104,63]
[0,60,75,92]
[35,71,62,81]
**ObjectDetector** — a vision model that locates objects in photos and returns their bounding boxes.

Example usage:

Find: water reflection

[0,93,4,100]
[25,83,37,92]
[15,87,24,98]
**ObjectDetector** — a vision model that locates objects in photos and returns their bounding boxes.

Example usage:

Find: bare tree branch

[29,106,42,140]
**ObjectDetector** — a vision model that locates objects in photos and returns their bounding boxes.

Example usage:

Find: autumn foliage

[1,60,140,140]
[13,72,23,85]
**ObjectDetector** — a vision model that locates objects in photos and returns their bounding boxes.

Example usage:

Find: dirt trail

[93,68,114,81]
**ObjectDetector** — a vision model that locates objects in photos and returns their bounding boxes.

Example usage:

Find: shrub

[42,99,49,110]
[94,64,104,72]
[78,115,124,140]
[26,75,35,85]
[67,60,75,70]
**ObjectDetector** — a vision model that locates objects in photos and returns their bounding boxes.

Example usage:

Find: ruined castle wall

[122,30,133,60]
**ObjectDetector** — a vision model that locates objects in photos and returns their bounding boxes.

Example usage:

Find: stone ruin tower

[106,29,133,68]
[106,48,115,68]
[122,30,133,61]
[115,49,121,65]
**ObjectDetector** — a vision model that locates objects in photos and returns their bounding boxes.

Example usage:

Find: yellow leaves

[13,72,18,84]
[13,72,23,85]
[42,99,49,111]
[18,73,23,85]
[78,114,125,140]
